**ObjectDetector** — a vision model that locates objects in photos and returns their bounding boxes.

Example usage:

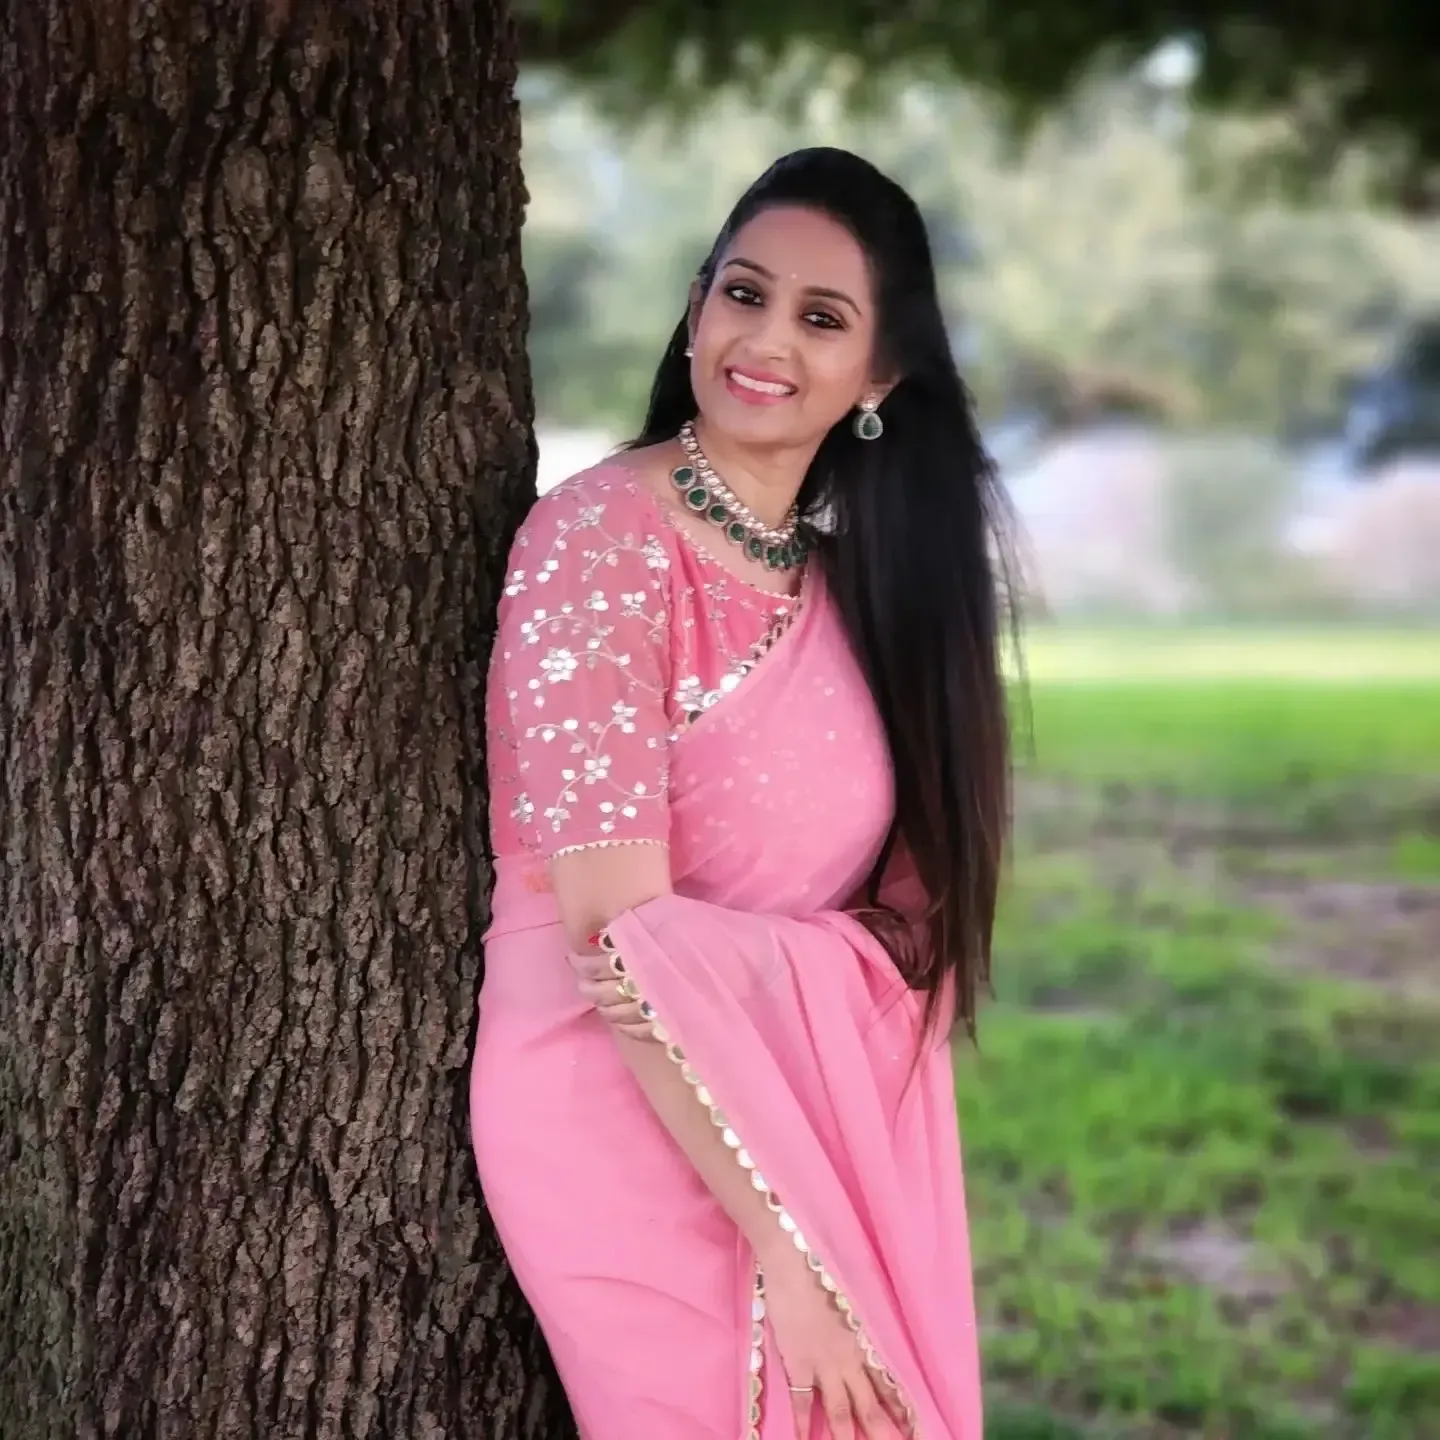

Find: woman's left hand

[571,948,657,1041]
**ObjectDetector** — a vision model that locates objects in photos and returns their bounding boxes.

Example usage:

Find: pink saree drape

[473,467,982,1438]
[598,898,981,1438]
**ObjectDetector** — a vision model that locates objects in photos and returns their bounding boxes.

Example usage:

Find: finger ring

[788,1384,815,1394]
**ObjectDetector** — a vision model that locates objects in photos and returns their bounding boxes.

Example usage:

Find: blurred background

[519,34,1439,1440]
[522,52,1440,617]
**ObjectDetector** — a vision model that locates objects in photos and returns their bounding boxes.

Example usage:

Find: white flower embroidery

[490,474,796,851]
[499,498,670,835]
[540,647,579,683]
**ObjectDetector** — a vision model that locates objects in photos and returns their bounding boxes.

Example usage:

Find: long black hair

[626,147,1016,1041]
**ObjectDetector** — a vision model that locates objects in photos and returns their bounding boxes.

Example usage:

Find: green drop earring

[853,396,883,441]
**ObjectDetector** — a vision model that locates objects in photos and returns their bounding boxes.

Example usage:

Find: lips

[725,367,797,405]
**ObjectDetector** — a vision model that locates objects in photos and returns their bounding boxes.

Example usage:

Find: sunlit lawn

[968,627,1440,1440]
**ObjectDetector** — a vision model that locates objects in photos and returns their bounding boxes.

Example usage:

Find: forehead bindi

[722,207,871,310]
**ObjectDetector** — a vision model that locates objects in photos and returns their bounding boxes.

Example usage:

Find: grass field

[966,627,1440,1440]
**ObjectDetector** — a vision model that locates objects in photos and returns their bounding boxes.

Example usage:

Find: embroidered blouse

[486,464,800,860]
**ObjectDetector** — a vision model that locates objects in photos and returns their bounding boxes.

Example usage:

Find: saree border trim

[667,585,805,741]
[598,929,918,1439]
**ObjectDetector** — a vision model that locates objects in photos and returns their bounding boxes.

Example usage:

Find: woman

[472,147,1013,1439]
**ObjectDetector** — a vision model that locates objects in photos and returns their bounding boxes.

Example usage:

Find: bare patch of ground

[1240,874,1440,997]
[1367,1297,1440,1355]
[1140,1220,1290,1303]
[1346,1114,1397,1156]
[1016,776,1440,852]
[1017,779,1440,998]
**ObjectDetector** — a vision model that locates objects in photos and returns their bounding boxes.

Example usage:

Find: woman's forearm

[612,1031,805,1277]
[566,915,808,1279]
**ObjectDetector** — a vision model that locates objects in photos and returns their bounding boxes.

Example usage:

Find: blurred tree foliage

[520,61,1440,436]
[515,0,1440,196]
[1160,436,1309,616]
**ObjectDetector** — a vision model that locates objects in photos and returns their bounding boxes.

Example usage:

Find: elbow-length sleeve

[496,481,674,859]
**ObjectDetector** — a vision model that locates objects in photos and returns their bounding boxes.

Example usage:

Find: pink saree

[473,466,981,1438]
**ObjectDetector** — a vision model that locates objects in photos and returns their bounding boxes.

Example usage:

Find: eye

[723,282,763,306]
[722,281,845,331]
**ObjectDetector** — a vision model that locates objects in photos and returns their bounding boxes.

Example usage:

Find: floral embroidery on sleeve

[496,480,672,857]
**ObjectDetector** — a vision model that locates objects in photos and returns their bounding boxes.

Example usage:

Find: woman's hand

[761,1247,910,1438]
[572,937,906,1436]
[570,943,658,1041]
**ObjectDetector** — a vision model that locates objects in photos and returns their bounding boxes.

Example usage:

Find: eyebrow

[722,256,861,316]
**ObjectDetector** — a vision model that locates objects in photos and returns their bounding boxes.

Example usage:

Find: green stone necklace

[672,422,809,572]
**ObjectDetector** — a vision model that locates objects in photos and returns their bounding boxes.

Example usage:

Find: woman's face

[689,205,883,452]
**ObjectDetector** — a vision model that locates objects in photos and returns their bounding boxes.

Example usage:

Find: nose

[748,299,797,361]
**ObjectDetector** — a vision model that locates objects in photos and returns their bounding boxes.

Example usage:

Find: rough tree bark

[0,2,576,1437]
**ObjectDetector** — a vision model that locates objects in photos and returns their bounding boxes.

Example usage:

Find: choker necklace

[672,422,809,571]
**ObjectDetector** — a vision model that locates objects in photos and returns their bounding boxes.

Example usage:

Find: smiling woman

[696,213,884,447]
[471,148,1015,1439]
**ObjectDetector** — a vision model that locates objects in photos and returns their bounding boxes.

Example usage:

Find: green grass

[1021,681,1438,790]
[967,628,1440,1440]
[1393,833,1440,882]
[1015,625,1440,684]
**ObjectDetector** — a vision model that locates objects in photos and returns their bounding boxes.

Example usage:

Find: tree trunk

[0,3,575,1436]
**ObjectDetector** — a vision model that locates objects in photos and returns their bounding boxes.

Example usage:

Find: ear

[860,376,900,409]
